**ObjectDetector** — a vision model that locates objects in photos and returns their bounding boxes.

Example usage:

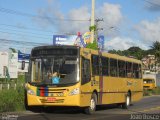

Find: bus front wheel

[84,93,97,114]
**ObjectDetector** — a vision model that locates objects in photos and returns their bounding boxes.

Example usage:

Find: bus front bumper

[27,94,80,107]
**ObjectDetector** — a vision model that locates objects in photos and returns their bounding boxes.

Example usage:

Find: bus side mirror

[22,61,25,70]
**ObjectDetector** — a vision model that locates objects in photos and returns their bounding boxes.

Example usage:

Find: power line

[0,23,53,33]
[0,28,52,37]
[145,0,160,7]
[0,38,49,46]
[0,38,49,53]
[0,30,51,39]
[0,7,90,22]
[0,23,78,36]
[0,30,77,40]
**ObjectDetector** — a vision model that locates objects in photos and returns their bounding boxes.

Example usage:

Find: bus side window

[81,57,91,85]
[133,63,139,78]
[101,57,109,76]
[91,55,99,75]
[126,62,133,78]
[118,60,126,78]
[110,59,118,77]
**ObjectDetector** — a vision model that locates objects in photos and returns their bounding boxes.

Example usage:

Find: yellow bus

[143,78,156,90]
[25,45,143,114]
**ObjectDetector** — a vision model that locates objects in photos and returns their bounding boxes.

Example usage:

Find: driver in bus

[51,72,60,84]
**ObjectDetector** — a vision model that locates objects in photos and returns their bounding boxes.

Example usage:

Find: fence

[0,83,24,90]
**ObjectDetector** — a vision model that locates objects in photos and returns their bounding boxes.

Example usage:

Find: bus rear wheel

[84,93,97,114]
[122,93,131,109]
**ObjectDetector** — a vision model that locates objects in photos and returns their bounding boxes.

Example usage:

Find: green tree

[86,40,98,50]
[127,47,144,60]
[108,49,118,54]
[151,41,160,64]
[108,46,144,60]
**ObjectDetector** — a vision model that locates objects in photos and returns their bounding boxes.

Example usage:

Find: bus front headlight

[69,88,80,95]
[27,89,35,95]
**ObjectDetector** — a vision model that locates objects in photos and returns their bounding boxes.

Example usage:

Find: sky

[0,0,160,53]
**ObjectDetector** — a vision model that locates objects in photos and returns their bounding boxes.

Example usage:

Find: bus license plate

[47,97,56,102]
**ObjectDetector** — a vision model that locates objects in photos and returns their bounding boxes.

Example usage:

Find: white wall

[0,51,18,79]
[0,52,8,78]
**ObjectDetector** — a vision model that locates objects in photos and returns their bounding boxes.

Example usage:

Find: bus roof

[32,45,80,51]
[31,45,80,58]
[81,47,142,64]
[31,45,141,64]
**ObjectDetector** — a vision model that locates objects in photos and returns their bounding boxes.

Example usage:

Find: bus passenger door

[80,57,92,106]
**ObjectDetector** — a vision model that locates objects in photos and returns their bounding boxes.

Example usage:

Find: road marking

[81,114,121,120]
[143,95,160,98]
[139,106,160,113]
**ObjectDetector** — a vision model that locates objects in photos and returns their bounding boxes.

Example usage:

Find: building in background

[0,52,9,78]
[0,49,30,79]
[8,49,18,78]
[0,49,18,79]
[142,54,160,73]
[18,50,30,73]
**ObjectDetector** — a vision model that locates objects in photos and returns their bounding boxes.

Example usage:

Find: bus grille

[36,87,67,97]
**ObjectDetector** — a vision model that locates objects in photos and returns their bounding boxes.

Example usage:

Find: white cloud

[58,6,90,33]
[34,2,123,36]
[47,0,55,4]
[33,7,64,29]
[105,37,148,50]
[96,3,123,37]
[135,17,160,43]
[97,3,123,33]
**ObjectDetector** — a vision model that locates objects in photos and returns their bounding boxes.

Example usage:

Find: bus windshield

[29,56,79,85]
[143,79,154,83]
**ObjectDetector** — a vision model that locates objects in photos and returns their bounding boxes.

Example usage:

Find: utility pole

[91,0,95,43]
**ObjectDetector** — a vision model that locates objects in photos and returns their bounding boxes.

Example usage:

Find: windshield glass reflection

[30,56,79,85]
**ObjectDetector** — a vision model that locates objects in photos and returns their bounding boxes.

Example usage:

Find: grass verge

[143,87,160,96]
[0,87,25,112]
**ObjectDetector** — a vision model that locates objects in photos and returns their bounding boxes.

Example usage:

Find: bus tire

[122,93,131,109]
[84,93,97,114]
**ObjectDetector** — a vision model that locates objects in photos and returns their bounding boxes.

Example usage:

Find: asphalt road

[7,95,160,120]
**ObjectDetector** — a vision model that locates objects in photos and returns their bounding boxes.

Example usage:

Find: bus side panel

[102,77,126,104]
[131,78,143,102]
[80,82,92,107]
[131,91,143,102]
[102,93,125,105]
